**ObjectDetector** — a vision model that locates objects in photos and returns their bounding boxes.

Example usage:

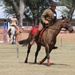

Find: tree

[3,0,54,26]
[58,0,75,21]
[3,0,24,27]
[19,0,25,27]
[24,0,53,25]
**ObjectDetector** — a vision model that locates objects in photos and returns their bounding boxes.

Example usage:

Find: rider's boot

[53,46,58,49]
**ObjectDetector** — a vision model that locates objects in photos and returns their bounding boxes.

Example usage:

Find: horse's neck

[48,20,62,36]
[50,20,62,31]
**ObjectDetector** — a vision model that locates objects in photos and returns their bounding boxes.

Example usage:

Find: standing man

[30,2,58,49]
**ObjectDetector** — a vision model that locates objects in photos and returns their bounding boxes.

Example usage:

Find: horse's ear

[63,20,65,22]
[62,16,66,20]
[63,20,65,23]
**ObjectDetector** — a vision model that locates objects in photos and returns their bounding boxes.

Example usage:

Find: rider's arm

[41,8,54,24]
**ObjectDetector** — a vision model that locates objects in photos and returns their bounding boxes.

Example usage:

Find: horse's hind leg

[8,35,11,43]
[40,45,51,66]
[34,44,41,63]
[25,44,32,63]
[8,34,11,43]
[13,36,16,44]
[10,35,13,44]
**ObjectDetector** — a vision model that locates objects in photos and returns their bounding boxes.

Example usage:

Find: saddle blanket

[30,25,44,36]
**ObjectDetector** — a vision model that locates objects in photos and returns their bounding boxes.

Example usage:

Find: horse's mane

[49,20,63,30]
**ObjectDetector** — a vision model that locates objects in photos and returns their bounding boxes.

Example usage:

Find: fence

[0,24,75,46]
[56,33,75,47]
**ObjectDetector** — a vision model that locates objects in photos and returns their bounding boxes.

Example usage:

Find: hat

[51,2,57,7]
[13,14,16,18]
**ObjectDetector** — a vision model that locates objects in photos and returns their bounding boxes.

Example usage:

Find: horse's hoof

[34,62,36,64]
[47,60,50,66]
[39,61,43,64]
[25,61,27,63]
[47,64,50,66]
[12,43,16,44]
[12,42,14,44]
[34,61,37,64]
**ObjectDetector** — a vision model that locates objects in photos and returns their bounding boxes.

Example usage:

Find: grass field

[0,33,75,75]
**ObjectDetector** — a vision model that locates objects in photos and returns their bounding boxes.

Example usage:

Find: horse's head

[61,18,74,33]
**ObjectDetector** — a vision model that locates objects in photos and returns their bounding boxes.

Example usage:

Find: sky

[0,6,6,18]
[0,0,6,18]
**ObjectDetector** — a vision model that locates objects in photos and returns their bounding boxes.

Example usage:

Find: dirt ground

[0,29,75,75]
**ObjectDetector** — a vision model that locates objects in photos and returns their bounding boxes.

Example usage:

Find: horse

[7,25,16,44]
[19,18,74,66]
[7,19,22,44]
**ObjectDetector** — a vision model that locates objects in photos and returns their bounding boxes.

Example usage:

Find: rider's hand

[44,20,49,24]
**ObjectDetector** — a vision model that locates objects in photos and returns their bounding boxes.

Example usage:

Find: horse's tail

[18,38,30,46]
[18,33,32,46]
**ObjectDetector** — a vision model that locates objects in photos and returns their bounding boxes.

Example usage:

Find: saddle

[30,25,45,37]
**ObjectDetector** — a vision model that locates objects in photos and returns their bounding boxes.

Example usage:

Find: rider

[30,2,58,48]
[10,14,19,34]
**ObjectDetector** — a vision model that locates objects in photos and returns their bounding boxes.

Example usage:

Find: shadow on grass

[24,62,69,67]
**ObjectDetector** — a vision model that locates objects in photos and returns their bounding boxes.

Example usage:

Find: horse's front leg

[39,56,47,64]
[39,45,52,66]
[13,36,16,44]
[45,45,51,66]
[39,44,50,66]
[34,44,41,64]
[25,44,32,63]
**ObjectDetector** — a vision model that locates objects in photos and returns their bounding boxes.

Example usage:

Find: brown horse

[19,19,74,66]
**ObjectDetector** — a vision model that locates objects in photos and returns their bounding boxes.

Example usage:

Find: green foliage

[58,0,75,21]
[59,0,75,9]
[3,0,53,15]
[2,0,53,24]
[3,0,20,16]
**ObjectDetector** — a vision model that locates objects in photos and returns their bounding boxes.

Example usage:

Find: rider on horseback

[30,2,58,49]
[10,14,19,35]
